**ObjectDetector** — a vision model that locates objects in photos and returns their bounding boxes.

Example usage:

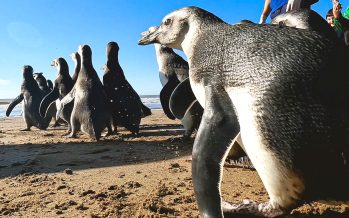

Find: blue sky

[0,0,334,99]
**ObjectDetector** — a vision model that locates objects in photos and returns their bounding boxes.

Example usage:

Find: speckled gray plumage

[103,41,145,135]
[139,6,349,217]
[156,45,189,84]
[66,45,112,141]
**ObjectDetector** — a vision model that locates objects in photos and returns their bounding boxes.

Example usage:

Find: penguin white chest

[226,87,304,208]
[159,72,168,87]
[189,78,205,108]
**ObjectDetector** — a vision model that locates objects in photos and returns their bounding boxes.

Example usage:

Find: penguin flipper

[169,78,198,119]
[141,103,152,117]
[191,87,240,217]
[56,88,75,120]
[160,76,179,120]
[40,87,59,117]
[6,94,24,117]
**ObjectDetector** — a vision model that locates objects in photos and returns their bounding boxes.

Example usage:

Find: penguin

[149,39,203,140]
[57,45,112,141]
[6,66,55,130]
[70,52,81,84]
[103,41,149,135]
[152,42,185,119]
[39,58,74,132]
[46,80,54,90]
[168,78,203,140]
[139,7,349,217]
[33,72,51,94]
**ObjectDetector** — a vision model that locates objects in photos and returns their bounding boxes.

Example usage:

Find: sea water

[0,95,161,118]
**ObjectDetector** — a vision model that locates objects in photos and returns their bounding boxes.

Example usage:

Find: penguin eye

[164,18,172,26]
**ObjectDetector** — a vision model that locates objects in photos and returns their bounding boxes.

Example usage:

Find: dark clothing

[270,0,314,19]
[270,0,288,14]
[335,15,349,43]
[270,3,287,19]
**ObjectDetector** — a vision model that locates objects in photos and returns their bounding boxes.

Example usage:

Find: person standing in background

[259,0,319,24]
[328,0,349,44]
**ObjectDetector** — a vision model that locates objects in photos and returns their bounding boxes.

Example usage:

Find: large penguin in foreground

[103,41,150,135]
[6,66,55,130]
[40,58,74,132]
[58,45,112,141]
[151,42,203,140]
[139,8,349,217]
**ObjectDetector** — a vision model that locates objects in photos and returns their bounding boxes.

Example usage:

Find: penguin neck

[81,58,95,77]
[81,58,93,69]
[180,18,226,61]
[180,19,200,60]
[58,63,69,78]
[106,59,119,71]
[72,59,80,82]
[154,44,165,71]
[23,76,41,93]
[106,58,125,79]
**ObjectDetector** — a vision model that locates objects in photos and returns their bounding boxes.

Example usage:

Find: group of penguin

[6,40,203,141]
[6,42,158,141]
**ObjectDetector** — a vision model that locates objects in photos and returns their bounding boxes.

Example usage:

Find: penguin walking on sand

[103,41,150,135]
[40,58,74,132]
[151,41,203,140]
[57,45,112,141]
[139,7,349,217]
[6,66,55,130]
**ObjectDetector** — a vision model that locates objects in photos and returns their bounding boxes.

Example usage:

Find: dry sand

[0,110,348,217]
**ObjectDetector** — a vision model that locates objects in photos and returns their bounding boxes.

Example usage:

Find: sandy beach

[0,110,348,217]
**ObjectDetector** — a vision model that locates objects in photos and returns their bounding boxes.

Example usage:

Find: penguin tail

[141,103,152,117]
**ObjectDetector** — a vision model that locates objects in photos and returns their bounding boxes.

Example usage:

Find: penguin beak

[138,26,160,45]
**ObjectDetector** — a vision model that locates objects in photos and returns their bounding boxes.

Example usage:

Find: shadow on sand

[0,123,194,179]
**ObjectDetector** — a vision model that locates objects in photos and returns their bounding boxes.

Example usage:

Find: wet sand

[0,110,348,217]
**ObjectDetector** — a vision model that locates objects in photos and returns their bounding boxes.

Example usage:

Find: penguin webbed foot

[104,131,114,137]
[222,200,286,217]
[167,137,182,142]
[51,122,61,128]
[20,127,31,131]
[104,124,114,137]
[66,132,77,138]
[167,135,191,143]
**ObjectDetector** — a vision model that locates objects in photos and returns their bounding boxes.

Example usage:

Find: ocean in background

[0,95,161,118]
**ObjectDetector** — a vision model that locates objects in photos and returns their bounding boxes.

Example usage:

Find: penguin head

[78,44,92,62]
[33,72,43,80]
[51,58,67,75]
[22,65,34,79]
[106,41,119,59]
[51,58,59,70]
[70,52,81,64]
[139,7,224,51]
[46,79,53,90]
[138,9,189,50]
